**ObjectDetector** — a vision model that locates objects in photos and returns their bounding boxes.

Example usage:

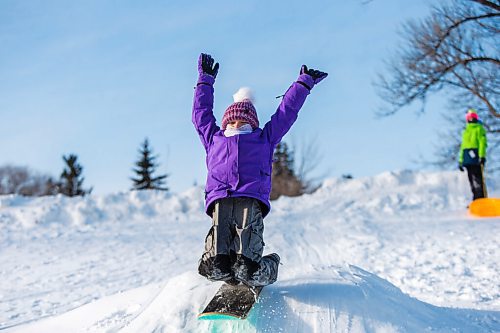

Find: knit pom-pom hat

[221,87,259,130]
[466,108,479,122]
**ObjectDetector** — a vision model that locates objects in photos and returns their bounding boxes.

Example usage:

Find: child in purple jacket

[193,53,327,286]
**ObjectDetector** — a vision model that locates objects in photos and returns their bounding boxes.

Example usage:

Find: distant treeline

[0,139,324,200]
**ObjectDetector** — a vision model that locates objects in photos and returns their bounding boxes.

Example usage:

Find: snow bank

[275,169,472,217]
[0,170,490,232]
[0,186,205,230]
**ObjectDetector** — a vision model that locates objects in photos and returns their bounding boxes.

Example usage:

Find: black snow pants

[198,197,279,286]
[465,164,487,200]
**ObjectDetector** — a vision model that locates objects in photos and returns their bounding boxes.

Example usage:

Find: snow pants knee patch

[232,199,264,262]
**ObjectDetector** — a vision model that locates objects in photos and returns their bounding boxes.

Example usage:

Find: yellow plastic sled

[469,198,500,217]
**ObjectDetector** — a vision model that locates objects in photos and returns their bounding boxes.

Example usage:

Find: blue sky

[0,0,447,194]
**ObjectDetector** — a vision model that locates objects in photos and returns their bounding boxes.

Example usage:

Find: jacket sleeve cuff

[296,74,315,91]
[197,74,216,86]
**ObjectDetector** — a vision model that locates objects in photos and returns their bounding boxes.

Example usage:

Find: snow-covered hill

[1,170,499,332]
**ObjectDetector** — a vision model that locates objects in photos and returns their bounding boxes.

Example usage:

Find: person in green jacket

[458,109,488,201]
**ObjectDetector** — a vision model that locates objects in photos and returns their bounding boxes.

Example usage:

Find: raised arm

[192,53,220,150]
[263,65,328,145]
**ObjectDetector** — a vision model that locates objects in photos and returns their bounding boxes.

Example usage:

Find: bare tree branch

[471,0,500,11]
[376,0,499,118]
[375,0,499,173]
[434,13,500,51]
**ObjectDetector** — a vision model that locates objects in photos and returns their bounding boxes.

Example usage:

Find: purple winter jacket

[192,73,315,217]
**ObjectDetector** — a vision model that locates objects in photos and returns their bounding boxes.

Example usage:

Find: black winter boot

[232,255,259,285]
[247,253,280,287]
[198,254,233,282]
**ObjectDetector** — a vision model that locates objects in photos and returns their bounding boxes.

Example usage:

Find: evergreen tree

[131,138,169,191]
[270,142,303,200]
[273,142,295,178]
[60,154,91,197]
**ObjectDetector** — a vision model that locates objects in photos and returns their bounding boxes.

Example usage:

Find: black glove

[458,164,464,172]
[198,53,219,78]
[300,65,328,84]
[480,157,486,165]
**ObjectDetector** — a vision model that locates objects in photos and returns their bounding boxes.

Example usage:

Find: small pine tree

[60,154,92,197]
[270,142,303,200]
[273,142,295,178]
[131,138,169,191]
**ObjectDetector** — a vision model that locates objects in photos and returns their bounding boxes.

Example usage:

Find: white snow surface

[0,170,499,332]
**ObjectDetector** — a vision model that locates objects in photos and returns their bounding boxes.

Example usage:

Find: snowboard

[198,283,263,320]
